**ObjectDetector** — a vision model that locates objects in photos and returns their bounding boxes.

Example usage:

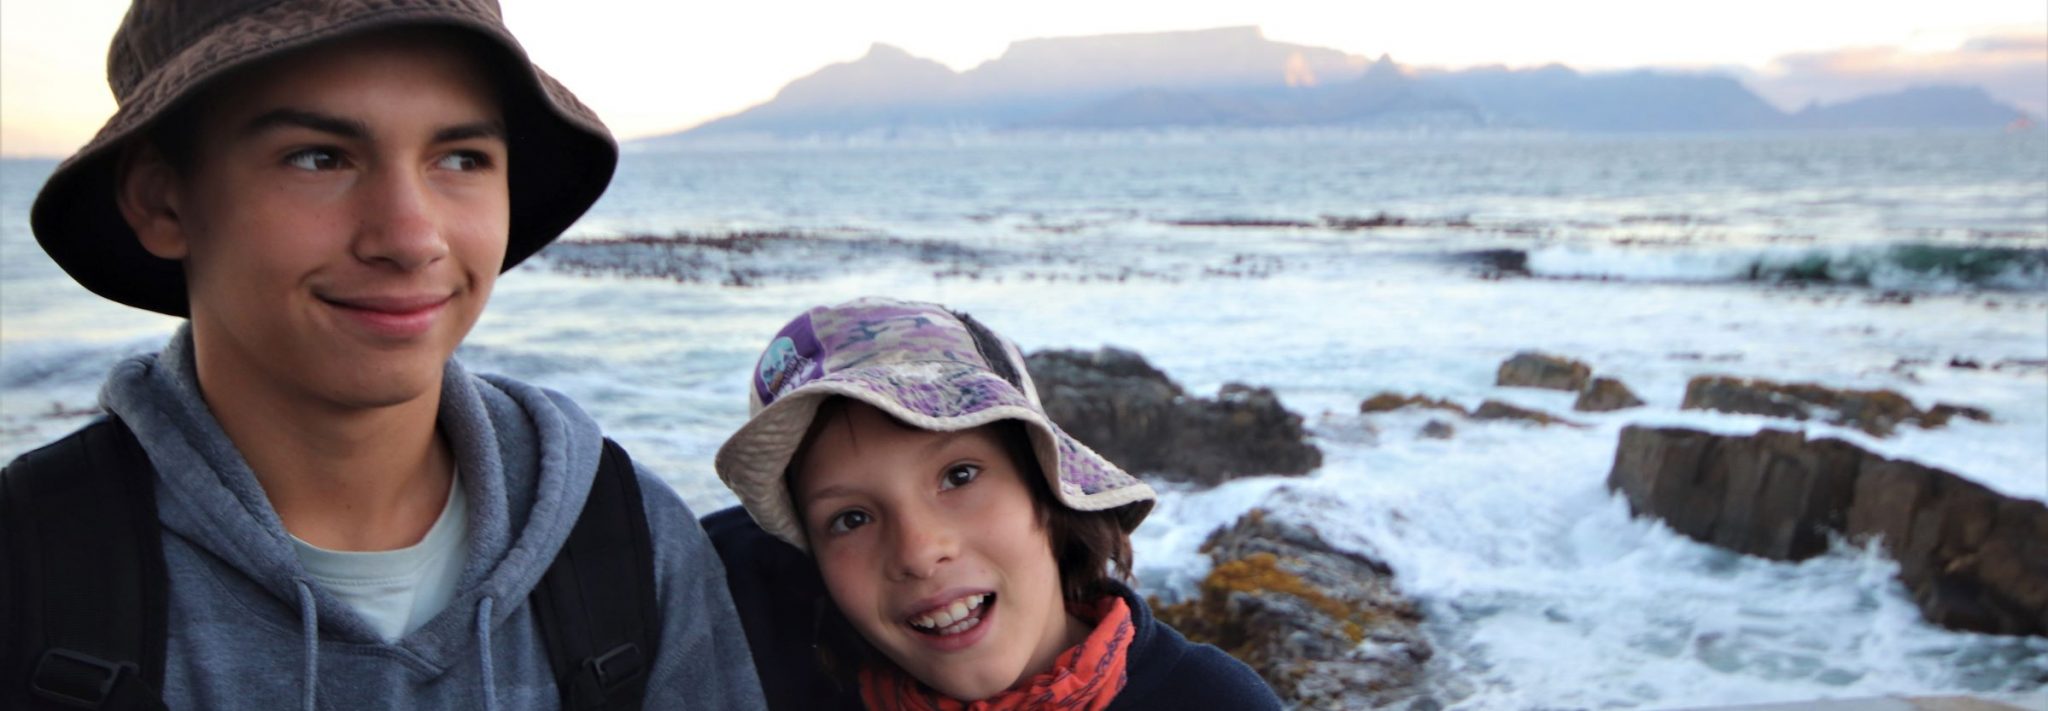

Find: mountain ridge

[656,26,2034,142]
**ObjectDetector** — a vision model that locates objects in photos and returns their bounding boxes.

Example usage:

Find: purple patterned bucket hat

[714,297,1156,551]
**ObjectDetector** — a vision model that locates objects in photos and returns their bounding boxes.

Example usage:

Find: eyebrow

[797,430,983,504]
[239,108,506,143]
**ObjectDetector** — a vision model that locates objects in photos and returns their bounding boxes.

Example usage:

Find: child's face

[793,401,1079,701]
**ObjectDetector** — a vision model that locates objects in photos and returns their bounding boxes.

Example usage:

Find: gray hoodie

[99,327,766,710]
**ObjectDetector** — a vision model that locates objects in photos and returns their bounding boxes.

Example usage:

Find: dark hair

[786,395,1136,687]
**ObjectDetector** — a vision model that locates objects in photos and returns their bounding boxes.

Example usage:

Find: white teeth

[909,593,989,632]
[936,615,981,636]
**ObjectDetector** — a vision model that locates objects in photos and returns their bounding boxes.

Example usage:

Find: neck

[197,358,455,552]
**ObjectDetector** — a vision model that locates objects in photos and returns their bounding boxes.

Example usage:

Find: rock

[1496,351,1592,391]
[1028,348,1322,487]
[1573,377,1645,412]
[1470,399,1579,427]
[1360,392,1469,416]
[1680,375,1816,421]
[1681,375,1989,437]
[1154,509,1432,709]
[1922,403,1994,427]
[1608,425,2048,637]
[1420,420,1456,440]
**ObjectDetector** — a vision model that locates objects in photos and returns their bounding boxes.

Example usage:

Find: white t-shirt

[291,470,470,643]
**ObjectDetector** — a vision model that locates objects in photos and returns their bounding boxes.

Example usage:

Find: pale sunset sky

[2,0,2044,157]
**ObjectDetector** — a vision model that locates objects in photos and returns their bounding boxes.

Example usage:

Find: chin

[924,674,1008,703]
[901,653,1024,702]
[322,365,446,409]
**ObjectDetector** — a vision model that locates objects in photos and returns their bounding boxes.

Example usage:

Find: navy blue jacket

[703,505,1283,711]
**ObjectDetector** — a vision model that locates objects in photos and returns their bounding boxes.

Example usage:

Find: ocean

[4,129,2045,708]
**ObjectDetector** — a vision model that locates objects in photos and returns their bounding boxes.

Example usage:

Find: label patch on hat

[757,314,825,405]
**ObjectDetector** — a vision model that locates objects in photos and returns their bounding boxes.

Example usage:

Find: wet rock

[1462,249,1530,279]
[1573,377,1645,412]
[1680,375,1992,437]
[1921,403,1994,428]
[1470,399,1579,427]
[1496,351,1592,392]
[1155,509,1432,709]
[1608,426,2048,637]
[1420,420,1456,440]
[1360,392,1469,416]
[1323,212,1410,230]
[1027,348,1321,487]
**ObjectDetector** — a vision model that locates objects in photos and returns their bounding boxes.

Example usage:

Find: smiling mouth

[318,294,451,314]
[907,592,994,637]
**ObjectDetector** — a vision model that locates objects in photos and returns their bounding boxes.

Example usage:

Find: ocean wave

[0,338,158,390]
[1516,243,2048,292]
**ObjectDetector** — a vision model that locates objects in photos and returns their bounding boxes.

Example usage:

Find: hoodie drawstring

[295,579,320,711]
[477,596,498,711]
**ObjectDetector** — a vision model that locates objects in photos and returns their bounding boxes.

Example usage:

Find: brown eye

[827,510,872,535]
[940,464,981,491]
[436,150,491,171]
[284,147,344,171]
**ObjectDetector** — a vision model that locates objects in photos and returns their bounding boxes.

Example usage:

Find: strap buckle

[585,643,645,694]
[31,648,137,709]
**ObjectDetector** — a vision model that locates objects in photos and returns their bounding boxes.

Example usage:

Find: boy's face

[793,401,1077,701]
[129,30,509,411]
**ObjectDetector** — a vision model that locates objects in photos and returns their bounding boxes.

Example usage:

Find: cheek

[448,204,510,271]
[815,547,882,621]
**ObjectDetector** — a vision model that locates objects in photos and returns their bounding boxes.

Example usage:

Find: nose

[352,164,448,270]
[886,505,957,581]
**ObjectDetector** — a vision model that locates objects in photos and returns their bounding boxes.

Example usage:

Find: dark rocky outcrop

[1155,509,1432,709]
[1470,399,1580,427]
[1681,375,1991,437]
[1496,351,1592,392]
[1027,348,1321,486]
[1573,376,1645,412]
[1608,426,2048,637]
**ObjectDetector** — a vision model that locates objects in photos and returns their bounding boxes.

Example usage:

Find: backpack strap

[531,439,660,711]
[2,417,170,711]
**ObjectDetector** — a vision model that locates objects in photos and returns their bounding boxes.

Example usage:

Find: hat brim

[714,362,1156,552]
[30,1,617,316]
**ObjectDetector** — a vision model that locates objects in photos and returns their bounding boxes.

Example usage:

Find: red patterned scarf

[859,596,1134,711]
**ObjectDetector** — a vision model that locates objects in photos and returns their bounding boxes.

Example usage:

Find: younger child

[706,297,1282,710]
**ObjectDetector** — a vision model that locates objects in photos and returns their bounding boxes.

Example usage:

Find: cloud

[1747,32,2048,118]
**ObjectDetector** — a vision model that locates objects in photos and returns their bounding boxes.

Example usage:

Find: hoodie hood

[99,324,605,673]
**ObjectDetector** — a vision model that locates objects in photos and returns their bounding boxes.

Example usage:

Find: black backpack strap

[2,417,170,711]
[531,439,660,711]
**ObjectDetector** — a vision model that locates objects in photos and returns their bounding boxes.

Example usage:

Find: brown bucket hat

[29,0,618,317]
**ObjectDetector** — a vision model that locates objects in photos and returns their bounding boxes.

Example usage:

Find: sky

[2,0,2044,157]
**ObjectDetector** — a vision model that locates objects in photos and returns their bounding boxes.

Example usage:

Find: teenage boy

[2,1,764,709]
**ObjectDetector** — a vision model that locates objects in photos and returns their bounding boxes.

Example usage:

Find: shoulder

[699,505,821,612]
[1110,587,1284,711]
[699,506,854,711]
[2,418,139,498]
[619,459,718,572]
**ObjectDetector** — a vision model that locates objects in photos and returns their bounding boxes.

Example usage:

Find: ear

[114,140,189,260]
